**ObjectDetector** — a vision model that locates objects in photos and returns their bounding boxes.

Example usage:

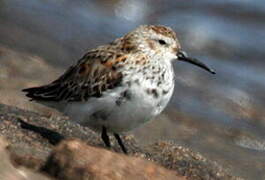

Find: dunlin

[23,25,215,153]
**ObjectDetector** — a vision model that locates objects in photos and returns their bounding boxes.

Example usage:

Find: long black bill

[177,51,215,74]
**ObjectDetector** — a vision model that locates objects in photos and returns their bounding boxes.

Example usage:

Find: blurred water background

[0,0,265,179]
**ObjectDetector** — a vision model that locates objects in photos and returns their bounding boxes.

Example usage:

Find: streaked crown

[119,25,181,60]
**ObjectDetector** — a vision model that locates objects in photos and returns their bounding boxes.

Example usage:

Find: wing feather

[23,50,125,102]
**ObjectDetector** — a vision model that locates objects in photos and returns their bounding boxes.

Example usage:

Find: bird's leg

[114,133,127,154]
[101,126,111,148]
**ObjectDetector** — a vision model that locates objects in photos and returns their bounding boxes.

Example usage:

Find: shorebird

[23,25,215,153]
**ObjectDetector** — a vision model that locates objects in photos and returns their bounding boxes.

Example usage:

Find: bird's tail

[22,83,61,101]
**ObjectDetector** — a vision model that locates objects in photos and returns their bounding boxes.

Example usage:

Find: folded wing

[22,50,125,102]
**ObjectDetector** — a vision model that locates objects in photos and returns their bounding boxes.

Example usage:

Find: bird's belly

[63,86,171,133]
[102,95,157,132]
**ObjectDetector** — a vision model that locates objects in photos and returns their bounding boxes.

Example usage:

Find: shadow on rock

[18,118,64,145]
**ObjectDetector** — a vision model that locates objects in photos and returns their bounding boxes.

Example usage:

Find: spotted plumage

[23,25,215,153]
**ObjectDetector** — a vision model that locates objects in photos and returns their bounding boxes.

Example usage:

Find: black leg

[101,126,111,148]
[114,133,127,154]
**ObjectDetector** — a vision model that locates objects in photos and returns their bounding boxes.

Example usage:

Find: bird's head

[121,25,215,74]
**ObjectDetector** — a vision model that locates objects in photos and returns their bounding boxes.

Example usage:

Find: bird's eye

[158,39,167,45]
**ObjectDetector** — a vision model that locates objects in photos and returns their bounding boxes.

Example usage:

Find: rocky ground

[0,103,241,180]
